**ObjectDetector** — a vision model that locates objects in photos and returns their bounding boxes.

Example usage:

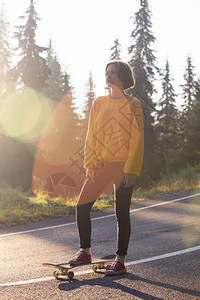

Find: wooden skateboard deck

[42,259,113,279]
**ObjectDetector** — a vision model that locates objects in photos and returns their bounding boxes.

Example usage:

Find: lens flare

[34,94,78,166]
[0,86,54,143]
[32,89,85,197]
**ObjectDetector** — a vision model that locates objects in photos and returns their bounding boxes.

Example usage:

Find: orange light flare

[0,86,54,144]
[32,89,84,197]
[0,87,84,197]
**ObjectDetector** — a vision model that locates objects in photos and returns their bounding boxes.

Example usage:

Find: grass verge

[133,163,200,199]
[0,187,113,228]
[0,164,200,228]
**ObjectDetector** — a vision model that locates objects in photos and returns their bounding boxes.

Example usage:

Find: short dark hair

[105,60,135,90]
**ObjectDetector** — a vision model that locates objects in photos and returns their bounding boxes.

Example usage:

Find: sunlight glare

[0,87,54,143]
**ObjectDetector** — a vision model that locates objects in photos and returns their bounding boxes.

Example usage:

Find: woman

[69,60,144,275]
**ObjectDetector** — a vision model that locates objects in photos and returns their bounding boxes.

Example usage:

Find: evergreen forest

[0,0,199,193]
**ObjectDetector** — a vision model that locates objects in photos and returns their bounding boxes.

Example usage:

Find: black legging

[76,162,134,256]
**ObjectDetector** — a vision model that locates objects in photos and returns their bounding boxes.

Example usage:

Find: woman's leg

[76,164,114,250]
[76,200,95,249]
[115,178,134,257]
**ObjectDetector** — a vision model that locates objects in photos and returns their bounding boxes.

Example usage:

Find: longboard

[42,259,113,279]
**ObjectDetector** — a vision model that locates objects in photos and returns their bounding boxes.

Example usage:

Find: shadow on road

[57,272,200,299]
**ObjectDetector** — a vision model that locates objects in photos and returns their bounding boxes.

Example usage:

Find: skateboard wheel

[68,271,74,279]
[53,270,60,279]
[99,264,105,269]
[106,265,111,270]
[92,265,98,272]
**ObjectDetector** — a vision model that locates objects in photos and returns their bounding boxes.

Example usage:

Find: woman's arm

[84,102,98,169]
[124,99,144,177]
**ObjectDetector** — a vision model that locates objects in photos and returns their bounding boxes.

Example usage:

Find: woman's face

[106,64,124,90]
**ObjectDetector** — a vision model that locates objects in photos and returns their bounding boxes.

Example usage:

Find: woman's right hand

[86,169,96,183]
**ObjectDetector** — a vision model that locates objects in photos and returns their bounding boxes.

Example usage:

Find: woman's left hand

[124,175,135,188]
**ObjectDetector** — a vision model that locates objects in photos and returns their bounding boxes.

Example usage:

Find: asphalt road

[0,189,200,299]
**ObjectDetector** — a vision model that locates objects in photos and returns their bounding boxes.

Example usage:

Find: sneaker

[105,261,127,276]
[68,250,92,266]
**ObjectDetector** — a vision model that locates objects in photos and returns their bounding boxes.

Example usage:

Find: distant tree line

[0,0,199,190]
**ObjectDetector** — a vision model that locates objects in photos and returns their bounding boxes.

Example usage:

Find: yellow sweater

[84,94,144,177]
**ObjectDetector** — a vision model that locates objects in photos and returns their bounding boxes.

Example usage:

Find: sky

[2,0,200,110]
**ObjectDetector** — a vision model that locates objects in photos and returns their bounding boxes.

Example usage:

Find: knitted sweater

[84,94,144,177]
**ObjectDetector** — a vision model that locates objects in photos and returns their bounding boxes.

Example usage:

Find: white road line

[0,276,54,287]
[1,245,200,287]
[126,245,200,266]
[131,192,200,212]
[0,192,200,238]
[0,222,77,238]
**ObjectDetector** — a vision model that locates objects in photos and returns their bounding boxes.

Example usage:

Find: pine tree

[44,41,73,108]
[181,56,196,118]
[157,60,177,138]
[79,72,96,143]
[83,72,96,120]
[128,0,158,97]
[110,38,121,60]
[192,79,200,161]
[128,0,159,184]
[180,56,196,142]
[156,60,177,174]
[0,4,12,95]
[61,80,80,145]
[1,1,51,189]
[61,71,70,96]
[12,0,50,90]
[179,56,197,167]
[44,40,66,101]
